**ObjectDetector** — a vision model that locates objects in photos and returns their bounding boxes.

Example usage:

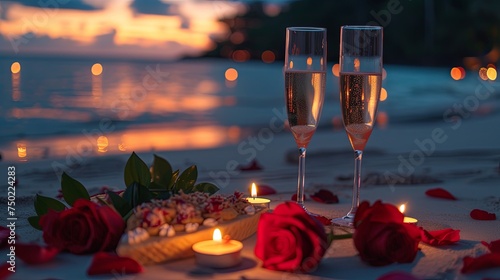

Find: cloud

[4,0,100,11]
[0,0,244,60]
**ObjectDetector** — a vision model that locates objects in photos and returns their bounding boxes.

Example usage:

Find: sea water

[0,57,498,162]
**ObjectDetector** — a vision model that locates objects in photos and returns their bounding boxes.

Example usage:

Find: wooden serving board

[116,208,266,265]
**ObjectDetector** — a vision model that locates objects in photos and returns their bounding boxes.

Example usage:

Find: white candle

[246,183,270,208]
[192,228,243,268]
[399,204,418,225]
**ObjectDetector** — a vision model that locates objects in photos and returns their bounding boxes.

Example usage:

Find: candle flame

[251,183,257,198]
[213,228,222,242]
[399,204,406,214]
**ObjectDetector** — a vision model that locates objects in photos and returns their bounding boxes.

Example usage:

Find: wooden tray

[116,208,266,265]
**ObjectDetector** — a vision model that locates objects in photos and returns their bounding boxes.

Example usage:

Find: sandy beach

[1,98,500,279]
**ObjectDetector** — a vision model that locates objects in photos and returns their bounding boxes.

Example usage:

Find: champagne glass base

[331,214,355,228]
[297,203,320,217]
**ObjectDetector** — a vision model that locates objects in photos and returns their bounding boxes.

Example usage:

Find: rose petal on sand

[87,252,143,276]
[1,262,13,280]
[425,188,457,200]
[0,227,10,249]
[470,209,496,220]
[461,253,500,273]
[420,228,460,246]
[377,271,420,280]
[310,189,339,204]
[250,184,276,195]
[315,215,332,226]
[238,159,263,171]
[17,243,60,265]
[481,239,500,253]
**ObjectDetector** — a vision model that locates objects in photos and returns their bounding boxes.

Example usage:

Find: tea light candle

[192,228,243,268]
[246,183,271,208]
[399,204,418,225]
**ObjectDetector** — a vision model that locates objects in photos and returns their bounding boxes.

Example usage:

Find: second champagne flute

[332,25,383,227]
[284,27,327,214]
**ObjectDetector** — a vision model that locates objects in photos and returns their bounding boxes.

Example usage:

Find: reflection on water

[0,57,279,162]
[1,57,499,163]
[1,124,242,162]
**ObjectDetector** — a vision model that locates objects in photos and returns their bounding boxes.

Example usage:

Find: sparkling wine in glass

[332,26,383,227]
[284,27,326,213]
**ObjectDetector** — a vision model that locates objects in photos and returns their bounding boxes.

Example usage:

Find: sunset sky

[0,0,266,60]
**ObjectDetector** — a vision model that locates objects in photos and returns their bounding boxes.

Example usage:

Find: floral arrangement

[20,152,223,275]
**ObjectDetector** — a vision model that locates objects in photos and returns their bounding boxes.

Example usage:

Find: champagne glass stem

[296,147,306,206]
[348,150,363,218]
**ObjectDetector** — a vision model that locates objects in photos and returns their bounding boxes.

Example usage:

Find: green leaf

[61,172,90,206]
[34,194,66,216]
[122,182,154,208]
[152,154,172,189]
[124,152,151,188]
[173,165,197,193]
[192,182,219,195]
[107,191,132,218]
[28,216,42,230]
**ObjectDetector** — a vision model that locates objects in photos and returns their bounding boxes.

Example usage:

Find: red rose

[39,199,125,254]
[254,202,328,273]
[353,200,421,266]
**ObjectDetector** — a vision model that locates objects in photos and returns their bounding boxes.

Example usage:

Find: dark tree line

[204,0,500,67]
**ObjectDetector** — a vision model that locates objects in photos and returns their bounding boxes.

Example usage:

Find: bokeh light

[225,68,238,81]
[97,136,109,153]
[306,57,312,66]
[17,143,27,159]
[376,111,389,129]
[230,31,245,45]
[232,50,250,62]
[380,87,388,101]
[91,63,103,76]
[261,50,275,63]
[450,67,465,80]
[479,67,488,80]
[487,67,497,80]
[332,63,339,77]
[382,68,387,80]
[11,62,21,74]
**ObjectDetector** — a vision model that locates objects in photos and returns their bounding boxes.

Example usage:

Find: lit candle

[246,183,271,208]
[399,204,418,225]
[192,228,243,268]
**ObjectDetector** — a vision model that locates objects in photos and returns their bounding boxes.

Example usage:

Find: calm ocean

[1,56,498,162]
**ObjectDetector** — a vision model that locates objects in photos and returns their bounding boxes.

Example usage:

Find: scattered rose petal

[481,239,500,253]
[315,215,332,226]
[310,189,339,204]
[291,193,306,201]
[56,189,64,200]
[420,228,460,246]
[425,188,457,200]
[17,243,60,265]
[0,227,10,249]
[87,252,143,276]
[250,184,276,195]
[238,159,263,171]
[470,209,496,220]
[1,262,13,280]
[461,253,500,273]
[377,271,421,280]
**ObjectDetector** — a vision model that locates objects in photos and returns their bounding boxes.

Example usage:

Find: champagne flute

[332,26,383,227]
[284,27,327,213]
